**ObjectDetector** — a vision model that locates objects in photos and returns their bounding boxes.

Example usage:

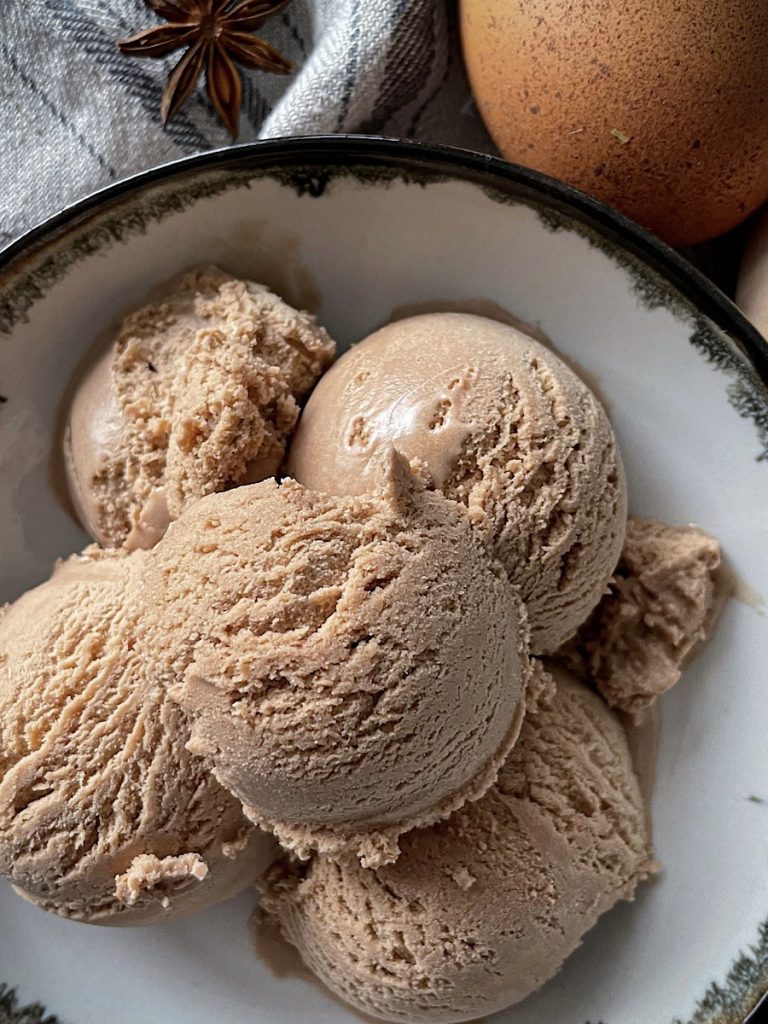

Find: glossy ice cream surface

[288,313,627,654]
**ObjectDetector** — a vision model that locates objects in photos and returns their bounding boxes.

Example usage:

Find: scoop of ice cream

[287,312,626,654]
[262,668,653,1023]
[64,265,335,550]
[0,550,277,925]
[144,452,530,867]
[558,518,721,716]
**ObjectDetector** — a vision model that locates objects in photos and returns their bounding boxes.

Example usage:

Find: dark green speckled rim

[1,136,767,456]
[0,136,766,378]
[0,136,766,1024]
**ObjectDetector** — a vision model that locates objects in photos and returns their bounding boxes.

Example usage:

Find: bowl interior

[0,141,767,1024]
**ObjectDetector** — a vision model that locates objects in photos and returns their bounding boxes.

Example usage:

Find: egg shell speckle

[461,0,768,246]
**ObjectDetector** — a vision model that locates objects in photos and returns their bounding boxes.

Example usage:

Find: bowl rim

[0,134,767,391]
[1,134,767,1024]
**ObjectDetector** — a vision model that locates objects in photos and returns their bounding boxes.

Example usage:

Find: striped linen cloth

[0,0,492,247]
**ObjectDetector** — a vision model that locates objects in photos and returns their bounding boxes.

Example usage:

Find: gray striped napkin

[0,0,492,247]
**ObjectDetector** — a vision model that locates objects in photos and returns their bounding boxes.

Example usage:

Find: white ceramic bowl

[1,137,767,1024]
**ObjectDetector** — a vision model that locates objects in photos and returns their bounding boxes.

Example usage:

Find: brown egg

[460,0,768,246]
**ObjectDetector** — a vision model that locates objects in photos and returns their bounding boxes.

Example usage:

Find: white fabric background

[0,0,494,246]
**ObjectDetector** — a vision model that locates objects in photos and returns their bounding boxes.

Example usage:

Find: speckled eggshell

[737,207,768,340]
[460,0,768,246]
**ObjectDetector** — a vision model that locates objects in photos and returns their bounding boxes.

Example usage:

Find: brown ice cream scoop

[144,452,530,867]
[262,668,654,1023]
[287,312,627,655]
[559,518,722,716]
[0,549,277,925]
[64,265,335,550]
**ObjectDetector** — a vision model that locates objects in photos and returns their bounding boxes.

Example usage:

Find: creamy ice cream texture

[64,265,335,550]
[560,518,721,716]
[144,451,530,867]
[263,668,654,1023]
[3,274,728,1019]
[287,312,627,654]
[0,550,277,925]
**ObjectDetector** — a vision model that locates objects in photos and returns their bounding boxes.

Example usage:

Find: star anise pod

[118,0,293,139]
